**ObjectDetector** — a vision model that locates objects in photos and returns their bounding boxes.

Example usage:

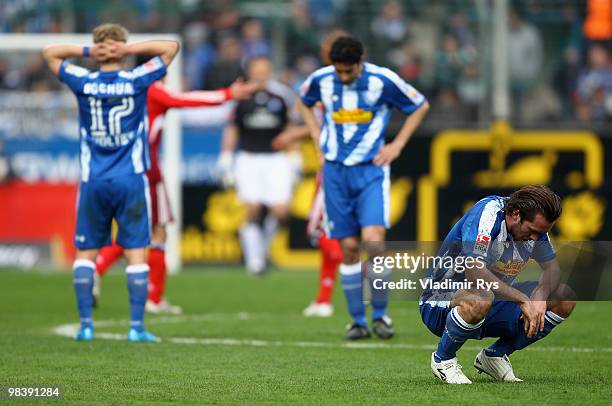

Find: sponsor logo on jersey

[492,259,527,277]
[473,233,490,255]
[331,108,373,124]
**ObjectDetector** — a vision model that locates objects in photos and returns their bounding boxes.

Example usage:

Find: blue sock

[435,307,484,361]
[73,260,95,329]
[369,269,389,321]
[126,264,149,333]
[487,311,564,357]
[340,263,367,327]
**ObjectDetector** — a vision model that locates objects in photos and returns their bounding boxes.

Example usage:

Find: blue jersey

[58,57,167,181]
[421,196,557,299]
[300,63,425,166]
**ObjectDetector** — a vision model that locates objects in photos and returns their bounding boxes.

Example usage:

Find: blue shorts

[419,281,539,339]
[322,161,390,239]
[75,174,151,250]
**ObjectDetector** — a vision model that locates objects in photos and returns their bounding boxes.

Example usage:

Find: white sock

[263,215,279,254]
[239,222,265,272]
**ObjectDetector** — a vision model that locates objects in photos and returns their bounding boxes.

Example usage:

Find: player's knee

[550,283,576,318]
[245,204,262,222]
[340,238,360,263]
[269,204,289,220]
[459,292,493,323]
[151,225,166,243]
[361,226,385,243]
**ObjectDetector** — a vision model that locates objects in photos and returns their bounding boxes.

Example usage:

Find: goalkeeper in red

[95,73,256,314]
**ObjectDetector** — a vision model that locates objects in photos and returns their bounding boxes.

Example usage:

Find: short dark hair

[329,36,364,65]
[505,185,562,223]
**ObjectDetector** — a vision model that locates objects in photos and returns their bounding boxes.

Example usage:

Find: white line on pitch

[51,313,612,354]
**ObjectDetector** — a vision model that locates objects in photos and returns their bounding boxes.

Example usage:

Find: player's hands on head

[229,79,258,100]
[90,42,111,63]
[90,41,128,63]
[373,141,402,166]
[105,40,129,59]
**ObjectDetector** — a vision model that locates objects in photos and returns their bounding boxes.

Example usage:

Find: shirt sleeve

[532,233,557,262]
[130,56,168,92]
[380,68,426,114]
[460,202,501,264]
[149,81,231,109]
[58,60,90,93]
[299,73,322,107]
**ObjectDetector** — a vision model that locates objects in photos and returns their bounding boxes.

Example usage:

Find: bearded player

[421,185,576,384]
[94,74,256,314]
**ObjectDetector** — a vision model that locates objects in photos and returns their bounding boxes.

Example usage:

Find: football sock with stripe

[340,263,367,327]
[368,263,389,321]
[486,311,564,357]
[126,264,149,332]
[73,259,95,329]
[435,307,484,361]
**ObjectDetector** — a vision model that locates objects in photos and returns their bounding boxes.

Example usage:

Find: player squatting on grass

[43,23,179,343]
[418,185,576,384]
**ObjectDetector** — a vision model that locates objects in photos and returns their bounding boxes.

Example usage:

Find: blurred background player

[301,29,348,318]
[421,185,575,384]
[298,36,429,339]
[94,75,257,314]
[219,56,300,275]
[302,172,343,317]
[43,23,179,342]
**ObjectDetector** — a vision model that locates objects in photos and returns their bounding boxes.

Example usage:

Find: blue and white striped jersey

[421,196,557,299]
[58,57,167,181]
[300,62,425,166]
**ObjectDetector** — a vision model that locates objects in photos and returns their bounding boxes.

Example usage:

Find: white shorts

[235,151,294,206]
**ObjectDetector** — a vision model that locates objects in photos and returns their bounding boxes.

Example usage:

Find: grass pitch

[1,268,611,404]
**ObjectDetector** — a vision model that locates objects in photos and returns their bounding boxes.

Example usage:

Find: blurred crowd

[0,0,610,125]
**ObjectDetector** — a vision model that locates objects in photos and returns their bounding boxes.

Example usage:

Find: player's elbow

[163,41,180,62]
[42,46,55,63]
[419,100,430,114]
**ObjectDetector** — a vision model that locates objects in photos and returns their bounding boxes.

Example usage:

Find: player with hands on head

[43,23,178,342]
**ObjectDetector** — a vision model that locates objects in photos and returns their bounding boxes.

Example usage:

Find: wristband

[83,46,90,57]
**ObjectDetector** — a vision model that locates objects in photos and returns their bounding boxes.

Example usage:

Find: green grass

[1,268,611,404]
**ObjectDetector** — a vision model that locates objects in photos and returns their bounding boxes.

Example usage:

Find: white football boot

[145,299,183,315]
[302,302,334,317]
[474,349,523,382]
[431,352,472,384]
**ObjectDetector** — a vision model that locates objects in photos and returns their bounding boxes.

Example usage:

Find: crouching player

[420,185,575,383]
[43,23,178,342]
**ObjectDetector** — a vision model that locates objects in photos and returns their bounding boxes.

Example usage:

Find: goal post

[0,33,183,272]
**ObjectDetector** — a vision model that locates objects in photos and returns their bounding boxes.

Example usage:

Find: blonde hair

[92,23,129,43]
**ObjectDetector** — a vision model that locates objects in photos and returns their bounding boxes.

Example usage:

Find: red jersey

[146,81,232,182]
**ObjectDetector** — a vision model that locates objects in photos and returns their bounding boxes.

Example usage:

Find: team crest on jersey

[473,233,490,256]
[332,108,373,124]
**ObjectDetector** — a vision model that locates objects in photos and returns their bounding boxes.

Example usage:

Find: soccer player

[94,76,257,314]
[43,23,178,342]
[219,56,299,275]
[421,185,576,384]
[298,36,430,339]
[301,173,343,317]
